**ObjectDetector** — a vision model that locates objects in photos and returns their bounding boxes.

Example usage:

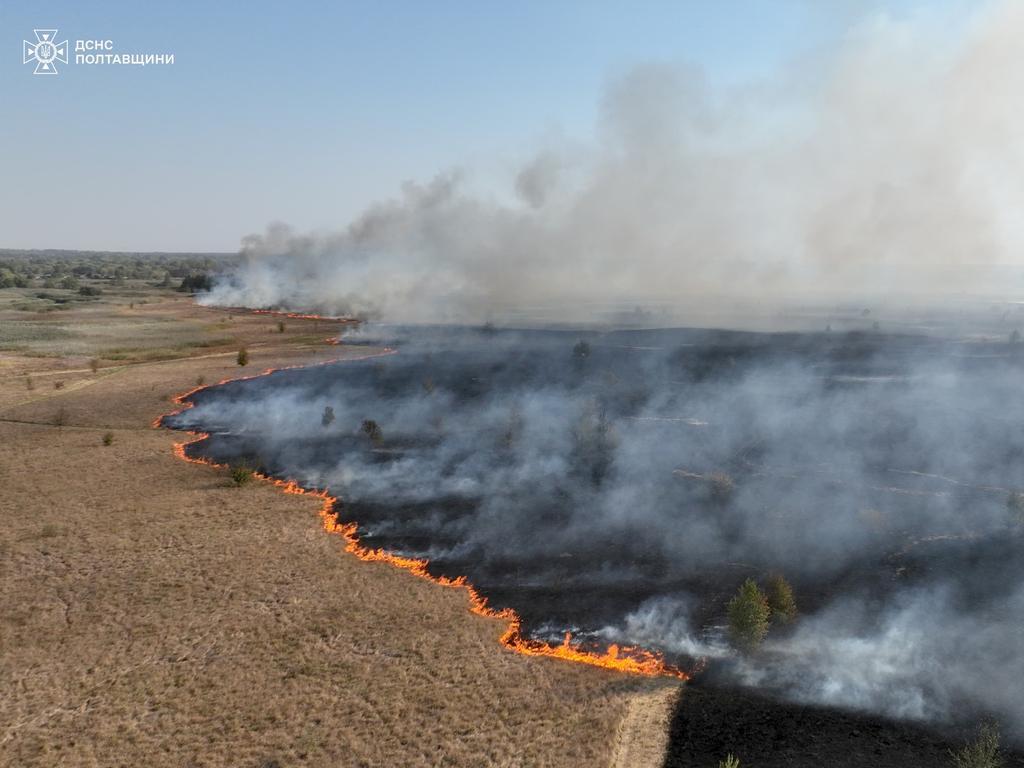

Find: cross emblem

[23,29,69,75]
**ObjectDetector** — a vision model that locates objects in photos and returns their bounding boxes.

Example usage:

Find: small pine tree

[765,573,797,624]
[950,722,1004,768]
[727,578,771,652]
[361,419,383,445]
[322,406,336,427]
[237,347,249,367]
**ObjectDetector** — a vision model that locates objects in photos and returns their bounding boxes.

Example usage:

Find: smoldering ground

[166,324,1024,739]
[202,1,1024,324]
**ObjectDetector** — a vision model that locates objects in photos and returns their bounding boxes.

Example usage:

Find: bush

[361,419,383,445]
[237,347,249,367]
[277,321,286,333]
[727,578,771,652]
[102,432,114,446]
[196,375,206,386]
[178,273,213,293]
[719,756,741,768]
[25,375,34,391]
[322,406,335,427]
[950,722,1004,768]
[52,407,68,427]
[78,285,102,297]
[89,358,100,373]
[230,465,253,486]
[765,573,797,624]
[53,380,65,390]
[572,340,591,359]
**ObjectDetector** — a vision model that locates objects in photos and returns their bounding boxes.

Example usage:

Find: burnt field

[165,324,1024,758]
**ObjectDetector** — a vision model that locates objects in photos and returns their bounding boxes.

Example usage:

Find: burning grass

[158,351,688,681]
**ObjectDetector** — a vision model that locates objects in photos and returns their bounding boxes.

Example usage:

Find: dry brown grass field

[0,286,679,767]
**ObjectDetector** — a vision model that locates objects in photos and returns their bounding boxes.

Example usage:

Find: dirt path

[609,685,682,768]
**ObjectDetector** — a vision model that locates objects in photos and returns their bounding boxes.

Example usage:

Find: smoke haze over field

[203,1,1024,322]
[168,326,1024,737]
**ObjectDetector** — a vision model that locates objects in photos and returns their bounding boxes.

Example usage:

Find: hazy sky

[0,0,968,252]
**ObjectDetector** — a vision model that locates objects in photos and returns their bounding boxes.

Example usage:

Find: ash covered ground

[165,324,1024,750]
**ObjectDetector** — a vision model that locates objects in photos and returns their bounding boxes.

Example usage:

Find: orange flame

[157,351,688,681]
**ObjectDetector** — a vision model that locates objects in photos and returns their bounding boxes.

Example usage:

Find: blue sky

[0,1,965,252]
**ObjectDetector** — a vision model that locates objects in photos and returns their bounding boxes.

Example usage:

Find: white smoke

[203,1,1024,322]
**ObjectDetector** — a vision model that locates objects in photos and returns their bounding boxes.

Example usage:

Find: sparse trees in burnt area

[570,404,617,485]
[321,406,336,427]
[949,722,1004,768]
[765,573,797,624]
[727,578,771,652]
[361,419,383,446]
[727,574,798,651]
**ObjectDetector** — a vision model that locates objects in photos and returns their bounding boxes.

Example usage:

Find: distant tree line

[0,249,237,288]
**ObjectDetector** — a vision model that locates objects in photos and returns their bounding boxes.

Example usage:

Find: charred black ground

[164,324,1024,749]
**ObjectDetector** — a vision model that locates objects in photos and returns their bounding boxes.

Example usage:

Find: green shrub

[237,347,249,367]
[950,722,1004,768]
[719,756,741,768]
[230,465,253,486]
[727,578,771,652]
[765,573,797,624]
[361,419,383,445]
[277,321,286,333]
[102,432,114,446]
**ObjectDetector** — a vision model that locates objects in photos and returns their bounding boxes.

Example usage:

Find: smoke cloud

[167,325,1024,738]
[204,1,1024,323]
